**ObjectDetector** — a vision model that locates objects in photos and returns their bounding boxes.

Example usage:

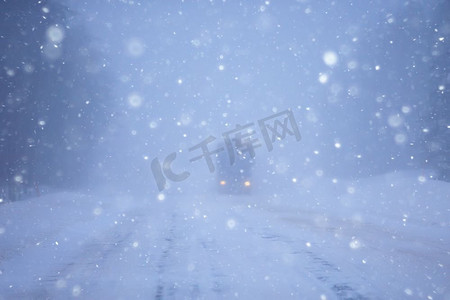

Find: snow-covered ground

[0,171,449,299]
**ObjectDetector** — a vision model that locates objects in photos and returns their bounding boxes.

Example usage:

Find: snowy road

[3,0,450,299]
[1,172,449,299]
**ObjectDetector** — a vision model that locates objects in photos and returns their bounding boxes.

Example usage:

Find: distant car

[216,147,253,194]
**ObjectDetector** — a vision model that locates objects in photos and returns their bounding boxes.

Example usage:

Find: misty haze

[1,0,449,299]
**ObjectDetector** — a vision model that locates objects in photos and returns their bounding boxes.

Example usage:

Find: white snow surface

[0,171,449,299]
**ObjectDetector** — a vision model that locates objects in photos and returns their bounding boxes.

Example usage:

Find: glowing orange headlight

[244,181,251,187]
[220,180,226,185]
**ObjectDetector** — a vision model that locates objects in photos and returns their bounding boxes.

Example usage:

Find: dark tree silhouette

[0,0,112,200]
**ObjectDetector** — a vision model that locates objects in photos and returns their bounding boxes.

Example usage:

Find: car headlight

[244,181,251,187]
[220,180,226,185]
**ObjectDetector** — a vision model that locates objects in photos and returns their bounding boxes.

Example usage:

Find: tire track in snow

[153,212,231,299]
[257,226,371,300]
[154,213,177,300]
